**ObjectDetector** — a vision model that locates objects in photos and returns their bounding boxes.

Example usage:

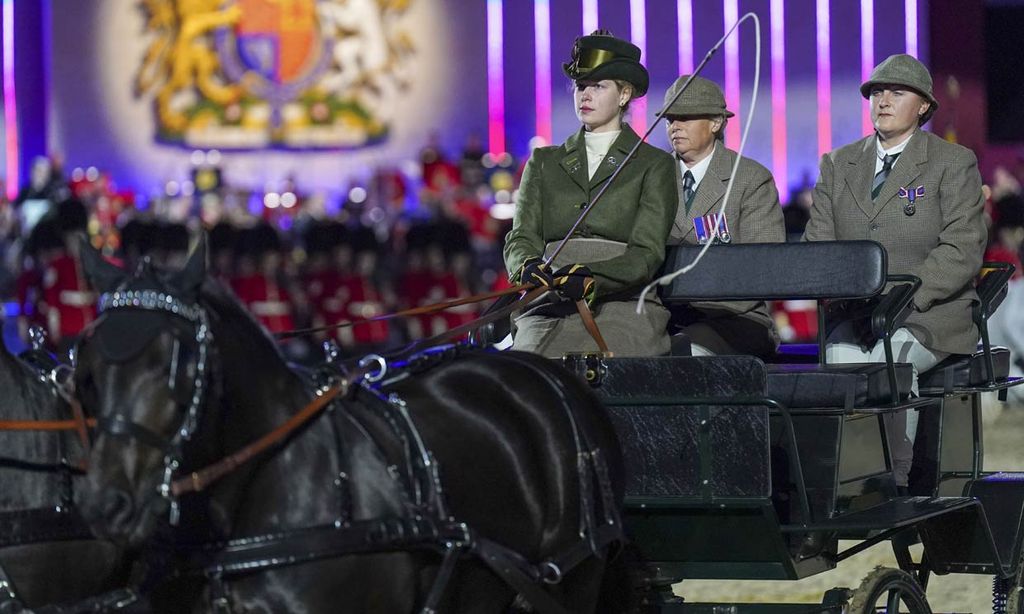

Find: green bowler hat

[563,31,649,97]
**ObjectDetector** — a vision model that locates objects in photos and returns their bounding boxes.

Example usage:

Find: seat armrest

[974,262,1015,326]
[973,262,1016,384]
[870,274,921,339]
[869,274,921,404]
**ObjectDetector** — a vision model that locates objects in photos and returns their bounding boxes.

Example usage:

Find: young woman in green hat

[503,31,677,357]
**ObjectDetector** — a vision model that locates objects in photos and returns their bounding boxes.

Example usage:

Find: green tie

[871,153,899,201]
[683,170,696,214]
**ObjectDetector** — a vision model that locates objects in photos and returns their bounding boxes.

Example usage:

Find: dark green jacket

[504,124,678,298]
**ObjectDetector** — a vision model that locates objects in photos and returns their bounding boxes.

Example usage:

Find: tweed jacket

[805,129,986,355]
[504,124,678,299]
[666,144,785,355]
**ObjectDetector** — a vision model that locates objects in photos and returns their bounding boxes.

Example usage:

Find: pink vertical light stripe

[534,0,552,144]
[3,0,17,201]
[582,0,598,34]
[861,0,874,136]
[723,0,740,148]
[629,0,647,134]
[815,0,832,156]
[677,0,693,75]
[769,0,789,203]
[486,0,505,155]
[905,0,918,57]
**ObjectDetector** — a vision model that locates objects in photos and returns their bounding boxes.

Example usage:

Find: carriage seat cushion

[766,362,914,409]
[918,346,1010,390]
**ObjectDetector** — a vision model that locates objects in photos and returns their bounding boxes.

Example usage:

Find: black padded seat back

[766,362,914,409]
[919,346,1011,390]
[661,241,887,302]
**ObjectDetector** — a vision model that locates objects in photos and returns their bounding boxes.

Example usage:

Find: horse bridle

[90,289,211,525]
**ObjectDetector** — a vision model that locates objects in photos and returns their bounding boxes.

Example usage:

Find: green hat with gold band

[860,54,938,123]
[563,31,649,97]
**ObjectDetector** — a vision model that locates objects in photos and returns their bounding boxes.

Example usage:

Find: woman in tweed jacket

[804,54,986,489]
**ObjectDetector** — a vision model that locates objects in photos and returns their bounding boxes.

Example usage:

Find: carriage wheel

[846,567,932,614]
[1003,566,1024,613]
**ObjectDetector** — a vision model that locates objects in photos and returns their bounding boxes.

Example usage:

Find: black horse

[72,238,626,613]
[0,333,129,610]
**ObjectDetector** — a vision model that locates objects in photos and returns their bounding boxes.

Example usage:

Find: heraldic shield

[136,0,414,150]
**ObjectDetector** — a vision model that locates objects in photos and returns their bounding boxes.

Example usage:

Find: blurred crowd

[2,140,1024,363]
[0,136,522,362]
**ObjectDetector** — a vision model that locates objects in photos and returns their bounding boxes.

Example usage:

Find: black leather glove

[553,264,595,302]
[520,257,554,288]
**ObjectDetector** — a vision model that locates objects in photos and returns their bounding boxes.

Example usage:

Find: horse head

[73,236,212,549]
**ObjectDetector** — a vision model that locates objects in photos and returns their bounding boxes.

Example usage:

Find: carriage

[569,240,1024,613]
[2,238,1024,613]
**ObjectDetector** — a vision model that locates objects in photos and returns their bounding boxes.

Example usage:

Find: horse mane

[198,277,285,359]
[195,276,308,404]
[0,337,62,423]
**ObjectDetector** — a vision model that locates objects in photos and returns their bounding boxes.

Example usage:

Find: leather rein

[272,281,610,353]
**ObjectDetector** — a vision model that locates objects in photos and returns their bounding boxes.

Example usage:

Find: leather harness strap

[170,382,346,497]
[0,418,96,431]
[0,508,92,547]
[574,299,610,353]
[473,538,573,614]
[30,588,142,614]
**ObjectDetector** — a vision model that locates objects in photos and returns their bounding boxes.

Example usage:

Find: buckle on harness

[359,354,388,383]
[540,560,563,584]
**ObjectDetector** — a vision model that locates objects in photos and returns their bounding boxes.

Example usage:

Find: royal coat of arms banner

[136,0,412,149]
[49,0,465,193]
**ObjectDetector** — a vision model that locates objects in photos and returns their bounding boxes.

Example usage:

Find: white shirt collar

[679,141,717,188]
[874,131,913,173]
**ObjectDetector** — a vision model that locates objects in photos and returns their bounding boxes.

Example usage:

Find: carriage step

[779,496,977,533]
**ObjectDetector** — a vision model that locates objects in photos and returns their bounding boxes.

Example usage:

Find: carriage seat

[766,362,914,410]
[661,241,918,410]
[918,345,1011,391]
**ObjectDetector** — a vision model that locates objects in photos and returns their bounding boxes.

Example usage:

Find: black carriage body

[563,354,834,582]
[563,242,1024,612]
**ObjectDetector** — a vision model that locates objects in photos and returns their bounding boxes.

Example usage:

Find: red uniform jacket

[231,274,296,334]
[42,254,96,342]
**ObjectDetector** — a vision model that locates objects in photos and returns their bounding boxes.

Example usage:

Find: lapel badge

[606,155,619,167]
[566,155,581,174]
[898,185,925,216]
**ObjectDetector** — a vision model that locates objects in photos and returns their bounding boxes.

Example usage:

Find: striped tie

[871,153,899,201]
[683,170,696,213]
